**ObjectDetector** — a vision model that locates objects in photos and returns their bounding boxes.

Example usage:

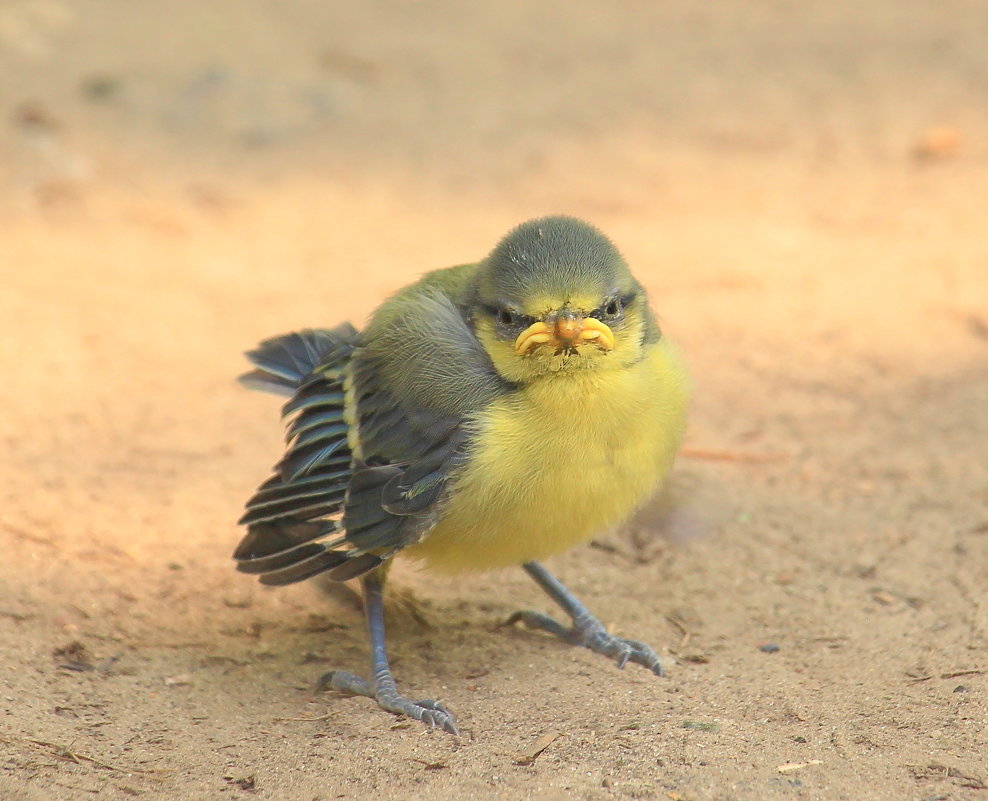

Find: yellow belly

[403,338,689,571]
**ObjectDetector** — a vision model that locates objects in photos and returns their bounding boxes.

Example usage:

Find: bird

[233,215,690,735]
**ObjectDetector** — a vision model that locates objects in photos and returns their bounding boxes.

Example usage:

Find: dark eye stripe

[481,304,534,328]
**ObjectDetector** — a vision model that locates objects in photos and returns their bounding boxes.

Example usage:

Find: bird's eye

[496,309,515,326]
[599,293,635,319]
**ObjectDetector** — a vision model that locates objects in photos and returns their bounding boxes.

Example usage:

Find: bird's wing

[342,288,511,561]
[233,325,363,581]
[235,276,511,586]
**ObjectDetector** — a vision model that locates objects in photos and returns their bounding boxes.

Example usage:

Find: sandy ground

[2,1,987,799]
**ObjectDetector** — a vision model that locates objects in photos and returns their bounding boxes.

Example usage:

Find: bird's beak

[514,313,615,355]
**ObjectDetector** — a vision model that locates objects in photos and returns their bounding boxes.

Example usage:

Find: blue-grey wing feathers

[234,325,368,582]
[233,278,512,587]
[339,289,509,556]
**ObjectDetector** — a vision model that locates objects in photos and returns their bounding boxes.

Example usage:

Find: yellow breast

[403,338,689,571]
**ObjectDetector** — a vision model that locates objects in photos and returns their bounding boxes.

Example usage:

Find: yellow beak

[513,316,615,355]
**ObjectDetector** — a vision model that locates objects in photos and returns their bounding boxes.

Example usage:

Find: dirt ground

[2,2,987,799]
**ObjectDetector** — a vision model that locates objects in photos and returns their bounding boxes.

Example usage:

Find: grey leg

[506,561,664,676]
[317,571,459,734]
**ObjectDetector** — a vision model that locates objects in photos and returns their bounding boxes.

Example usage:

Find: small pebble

[953,685,969,693]
[759,643,780,653]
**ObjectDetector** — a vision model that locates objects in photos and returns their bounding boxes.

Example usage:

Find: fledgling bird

[234,216,690,735]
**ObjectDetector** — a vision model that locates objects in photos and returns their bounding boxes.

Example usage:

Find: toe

[318,670,374,697]
[381,695,460,736]
[623,639,663,675]
[420,704,459,735]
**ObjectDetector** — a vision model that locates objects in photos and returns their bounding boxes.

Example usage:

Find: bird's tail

[239,323,359,397]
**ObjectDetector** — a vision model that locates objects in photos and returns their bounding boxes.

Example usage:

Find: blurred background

[4,0,986,459]
[2,2,987,799]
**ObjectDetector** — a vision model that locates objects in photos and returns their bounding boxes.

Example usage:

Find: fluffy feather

[403,336,689,570]
[235,216,689,582]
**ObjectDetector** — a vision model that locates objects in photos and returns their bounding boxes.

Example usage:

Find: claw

[342,572,460,735]
[507,607,664,676]
[321,670,460,735]
[380,696,459,735]
[423,705,459,735]
[516,562,665,677]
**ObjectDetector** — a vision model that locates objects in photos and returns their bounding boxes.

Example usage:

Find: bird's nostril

[554,313,584,342]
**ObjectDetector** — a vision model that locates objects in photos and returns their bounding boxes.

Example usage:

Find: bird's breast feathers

[404,337,689,571]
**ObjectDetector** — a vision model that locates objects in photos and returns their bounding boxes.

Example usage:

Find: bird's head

[470,216,657,384]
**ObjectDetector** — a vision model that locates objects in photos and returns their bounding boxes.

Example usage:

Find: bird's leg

[506,560,664,676]
[317,570,459,734]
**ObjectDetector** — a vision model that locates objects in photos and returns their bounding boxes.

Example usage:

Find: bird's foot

[505,610,664,676]
[317,670,460,735]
